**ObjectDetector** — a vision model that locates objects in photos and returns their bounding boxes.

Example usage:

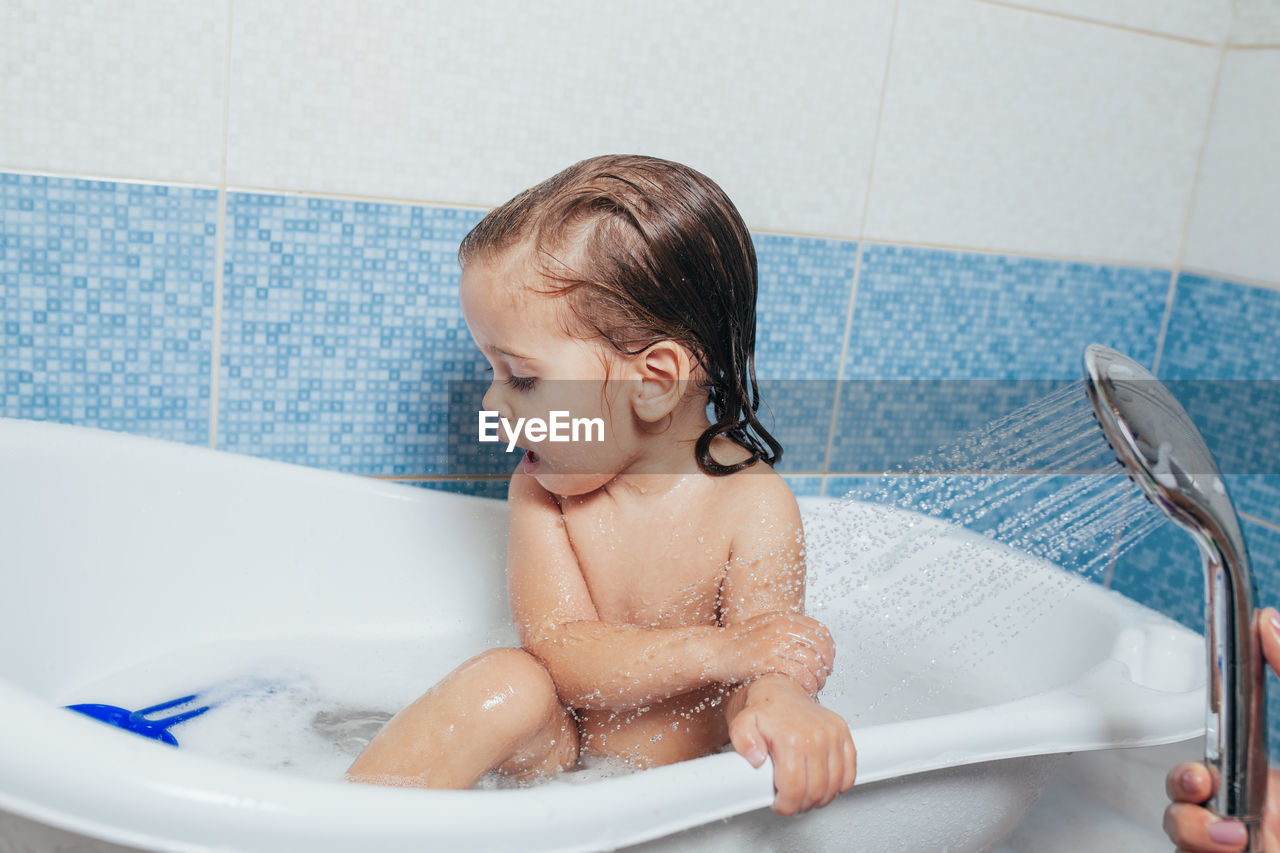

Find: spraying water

[805,380,1170,722]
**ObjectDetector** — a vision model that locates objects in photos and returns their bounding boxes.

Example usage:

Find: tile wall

[3,0,1279,744]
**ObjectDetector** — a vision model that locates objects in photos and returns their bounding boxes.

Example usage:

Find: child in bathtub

[347,155,856,815]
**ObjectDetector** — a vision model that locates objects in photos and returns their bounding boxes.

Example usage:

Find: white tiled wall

[1231,0,1280,44]
[1182,49,1280,285]
[0,0,227,184]
[0,0,1275,280]
[862,0,1219,264]
[224,0,896,237]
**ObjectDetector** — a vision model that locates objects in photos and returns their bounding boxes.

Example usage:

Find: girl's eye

[506,375,537,392]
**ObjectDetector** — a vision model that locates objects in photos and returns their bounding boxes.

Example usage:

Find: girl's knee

[464,647,562,729]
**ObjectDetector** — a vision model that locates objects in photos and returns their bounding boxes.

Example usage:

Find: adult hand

[1164,607,1280,852]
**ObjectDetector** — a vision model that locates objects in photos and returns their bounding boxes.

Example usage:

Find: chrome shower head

[1083,343,1266,846]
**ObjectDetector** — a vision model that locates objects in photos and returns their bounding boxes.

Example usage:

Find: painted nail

[1180,768,1199,793]
[1207,819,1248,846]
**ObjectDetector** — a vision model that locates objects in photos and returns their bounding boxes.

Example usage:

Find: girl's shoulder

[714,457,801,523]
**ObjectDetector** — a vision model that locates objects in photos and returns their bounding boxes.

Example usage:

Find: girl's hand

[1163,607,1280,851]
[729,674,856,815]
[716,612,835,694]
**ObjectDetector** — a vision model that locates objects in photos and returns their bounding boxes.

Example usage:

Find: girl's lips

[521,449,540,474]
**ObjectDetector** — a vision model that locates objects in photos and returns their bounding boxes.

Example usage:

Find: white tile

[1229,0,1280,45]
[996,0,1232,43]
[224,0,895,236]
[864,0,1219,264]
[0,0,227,184]
[1182,50,1280,286]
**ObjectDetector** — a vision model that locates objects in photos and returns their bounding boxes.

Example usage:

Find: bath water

[60,631,512,780]
[60,627,638,788]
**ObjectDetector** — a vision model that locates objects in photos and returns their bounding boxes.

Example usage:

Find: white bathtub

[0,417,1204,852]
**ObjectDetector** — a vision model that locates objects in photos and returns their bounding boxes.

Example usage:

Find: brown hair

[457,154,781,475]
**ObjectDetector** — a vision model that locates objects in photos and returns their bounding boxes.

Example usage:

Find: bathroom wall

[4,0,1279,720]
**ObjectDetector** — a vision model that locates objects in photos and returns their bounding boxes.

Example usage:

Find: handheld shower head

[1083,343,1267,845]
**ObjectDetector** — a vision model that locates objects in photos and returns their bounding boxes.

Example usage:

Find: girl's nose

[482,383,513,423]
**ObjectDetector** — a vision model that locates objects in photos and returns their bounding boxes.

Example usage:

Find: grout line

[1242,511,1280,535]
[855,0,899,240]
[209,0,235,450]
[1150,272,1178,377]
[1154,36,1229,377]
[819,0,900,498]
[820,243,862,497]
[854,235,1175,271]
[972,0,1222,48]
[373,474,510,482]
[223,183,496,212]
[0,165,220,190]
[210,189,227,450]
[1180,265,1280,293]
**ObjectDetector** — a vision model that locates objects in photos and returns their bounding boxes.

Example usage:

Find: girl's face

[459,249,639,496]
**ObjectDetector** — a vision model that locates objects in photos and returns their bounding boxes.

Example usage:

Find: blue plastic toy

[64,694,211,747]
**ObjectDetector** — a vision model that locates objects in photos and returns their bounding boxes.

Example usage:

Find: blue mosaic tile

[407,478,511,500]
[828,245,1169,473]
[783,475,823,498]
[1110,517,1280,630]
[1161,275,1280,380]
[751,234,857,473]
[753,234,857,380]
[843,245,1168,380]
[755,379,837,474]
[1160,274,1280,526]
[0,172,218,443]
[827,378,1080,474]
[218,193,486,474]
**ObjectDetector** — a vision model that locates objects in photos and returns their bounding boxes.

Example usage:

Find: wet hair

[457,154,781,476]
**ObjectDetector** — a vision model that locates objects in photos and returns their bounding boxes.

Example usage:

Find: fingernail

[744,746,766,767]
[1268,609,1280,634]
[1207,819,1248,846]
[1180,769,1199,792]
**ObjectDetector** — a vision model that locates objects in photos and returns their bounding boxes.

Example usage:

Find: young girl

[347,155,856,816]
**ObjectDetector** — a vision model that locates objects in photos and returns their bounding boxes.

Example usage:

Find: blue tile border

[0,173,218,443]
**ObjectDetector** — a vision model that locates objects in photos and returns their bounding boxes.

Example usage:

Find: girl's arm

[506,470,829,711]
[716,475,857,816]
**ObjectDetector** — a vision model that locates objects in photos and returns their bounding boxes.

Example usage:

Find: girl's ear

[631,341,694,424]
